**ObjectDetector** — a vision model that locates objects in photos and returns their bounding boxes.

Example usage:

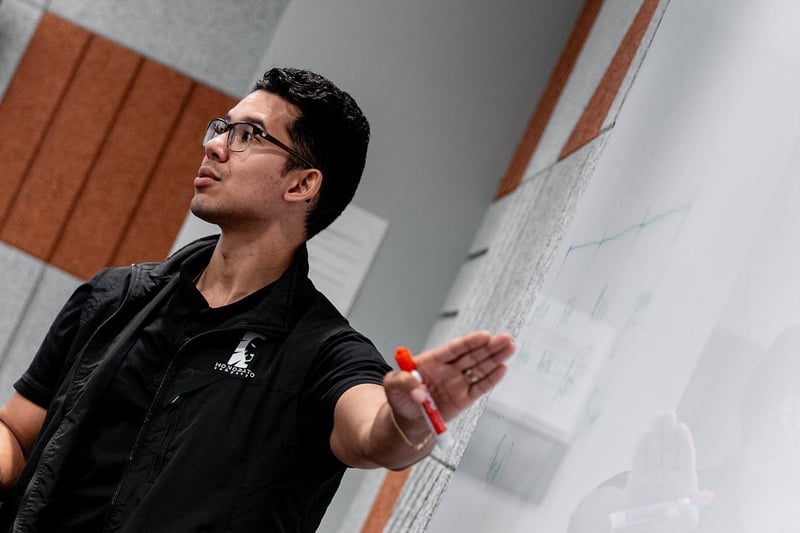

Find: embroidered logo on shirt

[213,331,264,379]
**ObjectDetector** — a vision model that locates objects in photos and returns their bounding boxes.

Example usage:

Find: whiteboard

[430,0,800,531]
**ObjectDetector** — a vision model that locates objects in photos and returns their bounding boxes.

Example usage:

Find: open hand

[383,331,515,424]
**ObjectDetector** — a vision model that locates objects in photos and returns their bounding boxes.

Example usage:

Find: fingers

[461,355,507,388]
[383,369,430,419]
[446,332,514,394]
[384,368,424,396]
[464,362,508,397]
[628,411,699,505]
[437,331,515,370]
[649,412,696,477]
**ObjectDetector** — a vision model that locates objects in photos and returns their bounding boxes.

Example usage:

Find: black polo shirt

[30,255,277,530]
[13,240,391,532]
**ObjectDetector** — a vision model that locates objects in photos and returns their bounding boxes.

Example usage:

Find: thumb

[384,370,428,419]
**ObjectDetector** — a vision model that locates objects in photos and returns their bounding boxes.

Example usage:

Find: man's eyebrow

[225,113,267,131]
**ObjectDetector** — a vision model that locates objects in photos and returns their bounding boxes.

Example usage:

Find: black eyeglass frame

[204,118,315,169]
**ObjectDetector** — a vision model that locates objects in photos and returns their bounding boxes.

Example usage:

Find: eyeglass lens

[203,119,255,153]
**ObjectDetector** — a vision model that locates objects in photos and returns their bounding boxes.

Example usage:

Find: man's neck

[196,230,301,308]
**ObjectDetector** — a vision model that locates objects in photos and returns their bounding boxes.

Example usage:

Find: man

[0,67,514,531]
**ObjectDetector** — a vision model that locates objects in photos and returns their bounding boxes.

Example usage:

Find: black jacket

[1,236,389,532]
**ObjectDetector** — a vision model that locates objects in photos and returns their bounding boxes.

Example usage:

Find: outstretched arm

[331,331,515,470]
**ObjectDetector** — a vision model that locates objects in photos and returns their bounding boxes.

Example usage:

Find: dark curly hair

[253,68,370,240]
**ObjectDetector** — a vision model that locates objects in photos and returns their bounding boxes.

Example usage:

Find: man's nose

[203,131,229,161]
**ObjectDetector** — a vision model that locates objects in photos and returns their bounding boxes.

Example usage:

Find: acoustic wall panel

[494,0,603,199]
[559,0,659,159]
[0,14,236,279]
[48,0,291,96]
[0,13,89,224]
[17,0,49,7]
[0,0,42,102]
[0,33,141,260]
[0,266,80,403]
[523,0,642,178]
[0,244,44,358]
[50,61,193,278]
[602,0,671,134]
[495,0,663,198]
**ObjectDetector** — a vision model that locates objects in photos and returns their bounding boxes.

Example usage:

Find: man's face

[191,91,302,229]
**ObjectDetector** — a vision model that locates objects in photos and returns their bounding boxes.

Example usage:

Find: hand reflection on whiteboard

[610,412,709,533]
[567,412,708,533]
[568,326,800,532]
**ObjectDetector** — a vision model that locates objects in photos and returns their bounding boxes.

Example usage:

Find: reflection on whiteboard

[307,204,388,314]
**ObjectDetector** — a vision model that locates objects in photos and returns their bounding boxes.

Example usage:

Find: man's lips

[195,167,220,187]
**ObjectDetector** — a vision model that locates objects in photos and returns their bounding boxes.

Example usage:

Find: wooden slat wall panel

[51,61,194,279]
[0,14,90,224]
[0,14,236,279]
[0,35,141,261]
[112,85,237,266]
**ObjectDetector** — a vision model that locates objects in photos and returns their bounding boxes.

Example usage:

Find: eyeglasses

[203,118,314,168]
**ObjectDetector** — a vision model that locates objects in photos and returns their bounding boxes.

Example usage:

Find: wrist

[389,409,432,451]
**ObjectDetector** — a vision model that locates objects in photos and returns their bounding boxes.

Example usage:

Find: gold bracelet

[390,409,432,451]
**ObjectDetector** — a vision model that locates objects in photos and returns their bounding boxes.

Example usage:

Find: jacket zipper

[103,333,197,532]
[148,393,182,483]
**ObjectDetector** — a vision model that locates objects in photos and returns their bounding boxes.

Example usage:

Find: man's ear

[285,168,323,204]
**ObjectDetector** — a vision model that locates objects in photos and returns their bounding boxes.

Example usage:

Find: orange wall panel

[559,0,659,159]
[0,14,90,224]
[50,61,194,279]
[0,14,240,277]
[0,35,140,261]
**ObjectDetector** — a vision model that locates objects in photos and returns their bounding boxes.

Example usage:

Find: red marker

[395,346,449,443]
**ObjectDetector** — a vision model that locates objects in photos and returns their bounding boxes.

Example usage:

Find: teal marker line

[556,201,693,276]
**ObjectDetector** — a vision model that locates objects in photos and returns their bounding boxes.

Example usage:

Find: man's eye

[240,125,262,144]
[213,123,227,135]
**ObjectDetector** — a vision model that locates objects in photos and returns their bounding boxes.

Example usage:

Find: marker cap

[395,346,415,371]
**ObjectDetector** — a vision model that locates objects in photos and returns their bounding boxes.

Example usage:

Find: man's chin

[189,203,220,225]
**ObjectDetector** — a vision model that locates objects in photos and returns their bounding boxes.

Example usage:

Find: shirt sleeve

[13,279,97,408]
[302,329,392,449]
